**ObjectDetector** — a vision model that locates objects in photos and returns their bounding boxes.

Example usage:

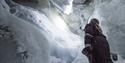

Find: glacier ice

[0,0,125,63]
[0,0,50,63]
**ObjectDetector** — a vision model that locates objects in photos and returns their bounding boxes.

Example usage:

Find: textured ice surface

[0,0,125,63]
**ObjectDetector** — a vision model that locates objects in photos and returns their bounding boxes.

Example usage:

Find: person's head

[89,18,99,25]
[89,18,102,33]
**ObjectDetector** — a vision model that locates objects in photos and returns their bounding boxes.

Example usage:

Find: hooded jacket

[83,23,113,63]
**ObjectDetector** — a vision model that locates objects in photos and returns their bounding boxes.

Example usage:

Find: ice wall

[0,0,50,63]
[0,0,84,63]
[71,0,125,63]
[1,0,125,63]
[92,0,125,59]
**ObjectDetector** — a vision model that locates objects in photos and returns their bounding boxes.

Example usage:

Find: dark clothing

[83,23,113,63]
[92,36,113,63]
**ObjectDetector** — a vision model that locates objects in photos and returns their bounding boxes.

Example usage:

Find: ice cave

[0,0,125,63]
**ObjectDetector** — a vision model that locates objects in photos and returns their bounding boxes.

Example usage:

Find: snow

[0,1,50,63]
[0,0,83,63]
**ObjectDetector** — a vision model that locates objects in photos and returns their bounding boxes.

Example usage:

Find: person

[82,18,113,63]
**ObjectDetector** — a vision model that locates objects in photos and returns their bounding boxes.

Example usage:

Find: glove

[82,46,92,56]
[111,53,118,61]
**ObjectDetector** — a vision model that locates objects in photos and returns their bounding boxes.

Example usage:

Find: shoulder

[84,24,94,31]
[85,24,92,27]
